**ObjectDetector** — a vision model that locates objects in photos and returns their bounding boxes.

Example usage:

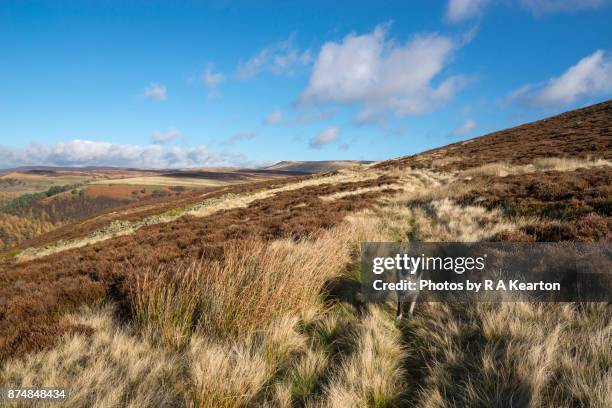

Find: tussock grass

[261,315,308,373]
[364,197,522,243]
[130,264,201,349]
[429,156,464,168]
[196,230,354,339]
[287,348,328,400]
[0,305,310,408]
[533,156,611,171]
[0,305,186,408]
[325,305,407,408]
[189,337,269,408]
[127,218,376,347]
[319,185,400,202]
[462,162,518,177]
[462,157,611,178]
[406,198,521,242]
[401,302,612,407]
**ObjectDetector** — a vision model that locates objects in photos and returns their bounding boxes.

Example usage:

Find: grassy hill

[0,101,610,407]
[264,160,372,173]
[0,167,299,252]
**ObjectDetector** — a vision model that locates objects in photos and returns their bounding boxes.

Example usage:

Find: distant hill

[264,160,372,173]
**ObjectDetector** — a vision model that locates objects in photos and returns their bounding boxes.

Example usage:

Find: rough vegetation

[0,184,174,251]
[1,101,611,407]
[376,99,612,171]
[459,167,611,242]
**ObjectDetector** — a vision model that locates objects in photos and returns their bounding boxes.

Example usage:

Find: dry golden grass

[0,305,186,408]
[188,337,270,408]
[319,185,400,202]
[353,194,522,243]
[461,162,519,177]
[462,156,611,178]
[406,198,522,242]
[197,237,347,337]
[15,227,135,262]
[0,305,309,408]
[429,156,465,168]
[287,348,328,400]
[187,168,379,217]
[128,222,366,344]
[402,302,612,408]
[532,156,611,171]
[130,264,201,349]
[325,305,407,408]
[2,153,610,408]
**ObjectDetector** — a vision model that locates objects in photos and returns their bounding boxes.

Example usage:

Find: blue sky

[1,0,611,168]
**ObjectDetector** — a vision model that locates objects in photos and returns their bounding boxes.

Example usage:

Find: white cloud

[237,36,311,80]
[0,140,254,169]
[151,128,181,144]
[264,110,283,125]
[203,64,224,87]
[507,50,612,106]
[446,1,609,23]
[501,84,534,107]
[520,0,610,15]
[224,131,256,145]
[309,126,339,148]
[143,83,167,101]
[299,24,465,124]
[450,118,477,136]
[446,0,490,22]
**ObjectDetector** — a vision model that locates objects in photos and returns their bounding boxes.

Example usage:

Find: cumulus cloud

[507,50,612,106]
[446,0,490,22]
[224,131,256,145]
[520,0,610,15]
[237,36,311,80]
[299,24,465,124]
[143,83,167,101]
[450,118,477,136]
[309,126,340,148]
[264,110,283,125]
[0,140,253,169]
[150,128,181,144]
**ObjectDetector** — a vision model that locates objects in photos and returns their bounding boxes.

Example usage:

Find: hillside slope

[1,101,610,407]
[264,160,372,173]
[377,99,612,171]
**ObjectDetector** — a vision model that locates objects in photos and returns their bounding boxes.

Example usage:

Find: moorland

[0,101,610,407]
